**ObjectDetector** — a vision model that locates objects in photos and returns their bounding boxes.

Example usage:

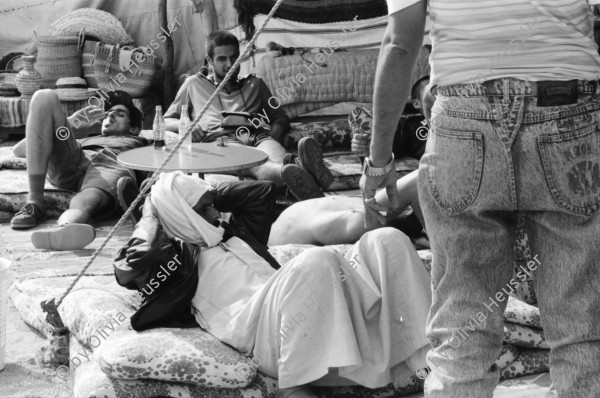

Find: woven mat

[1,218,134,280]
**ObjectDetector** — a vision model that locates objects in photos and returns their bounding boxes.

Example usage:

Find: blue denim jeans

[418,78,600,397]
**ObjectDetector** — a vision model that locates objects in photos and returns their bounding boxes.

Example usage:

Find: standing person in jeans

[361,1,600,397]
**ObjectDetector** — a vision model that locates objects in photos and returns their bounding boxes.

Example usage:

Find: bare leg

[58,188,113,225]
[242,140,286,187]
[24,90,69,208]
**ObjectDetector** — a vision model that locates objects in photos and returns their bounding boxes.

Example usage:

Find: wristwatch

[363,154,395,177]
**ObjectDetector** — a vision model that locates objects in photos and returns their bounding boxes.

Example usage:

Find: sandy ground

[1,282,73,398]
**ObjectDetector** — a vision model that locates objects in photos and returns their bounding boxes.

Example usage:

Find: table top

[117,142,269,173]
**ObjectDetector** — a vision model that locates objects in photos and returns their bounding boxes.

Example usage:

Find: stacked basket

[48,8,155,98]
[35,35,82,89]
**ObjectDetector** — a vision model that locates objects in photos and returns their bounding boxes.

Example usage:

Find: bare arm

[164,117,180,133]
[370,1,427,166]
[360,1,427,228]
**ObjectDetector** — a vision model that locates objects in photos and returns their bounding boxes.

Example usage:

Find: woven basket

[93,43,155,98]
[49,8,134,45]
[82,40,99,88]
[36,36,82,89]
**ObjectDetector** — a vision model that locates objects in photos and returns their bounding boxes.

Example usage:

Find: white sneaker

[31,224,96,251]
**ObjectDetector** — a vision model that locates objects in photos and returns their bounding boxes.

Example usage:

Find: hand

[68,105,105,130]
[124,237,151,261]
[351,133,370,155]
[190,124,206,142]
[359,165,399,229]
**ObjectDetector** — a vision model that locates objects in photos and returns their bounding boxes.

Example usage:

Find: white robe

[190,228,432,388]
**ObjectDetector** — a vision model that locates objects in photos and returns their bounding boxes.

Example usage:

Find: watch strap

[363,155,395,177]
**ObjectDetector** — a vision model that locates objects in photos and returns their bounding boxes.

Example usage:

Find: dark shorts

[46,123,136,208]
[203,128,274,147]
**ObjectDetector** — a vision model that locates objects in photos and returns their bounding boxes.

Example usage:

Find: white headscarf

[150,171,224,248]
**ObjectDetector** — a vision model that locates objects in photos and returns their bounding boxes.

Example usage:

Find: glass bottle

[178,104,192,149]
[153,105,166,149]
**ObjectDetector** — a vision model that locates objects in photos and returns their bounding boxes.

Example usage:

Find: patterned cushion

[0,147,26,169]
[283,119,353,150]
[98,328,258,388]
[72,337,278,398]
[59,286,137,348]
[500,348,550,380]
[504,296,542,329]
[347,106,373,136]
[0,169,74,217]
[496,344,519,371]
[503,323,549,349]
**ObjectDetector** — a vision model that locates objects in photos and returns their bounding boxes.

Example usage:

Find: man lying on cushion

[269,77,435,246]
[11,90,146,250]
[268,170,425,246]
[113,171,431,398]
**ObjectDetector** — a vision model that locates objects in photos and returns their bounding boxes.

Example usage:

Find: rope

[53,0,286,308]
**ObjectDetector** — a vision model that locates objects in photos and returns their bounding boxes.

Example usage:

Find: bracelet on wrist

[363,154,395,177]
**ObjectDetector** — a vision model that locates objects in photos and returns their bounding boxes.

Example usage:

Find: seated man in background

[11,90,146,250]
[164,30,332,201]
[114,172,431,398]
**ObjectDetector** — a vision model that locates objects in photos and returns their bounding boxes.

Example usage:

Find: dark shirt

[78,135,148,155]
[113,180,279,331]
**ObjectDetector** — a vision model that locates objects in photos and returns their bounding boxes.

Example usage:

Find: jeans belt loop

[502,79,511,104]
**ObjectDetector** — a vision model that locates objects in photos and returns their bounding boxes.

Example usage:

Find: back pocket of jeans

[538,126,600,215]
[426,128,484,214]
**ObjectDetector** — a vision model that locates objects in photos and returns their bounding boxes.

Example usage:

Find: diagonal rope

[52,0,286,309]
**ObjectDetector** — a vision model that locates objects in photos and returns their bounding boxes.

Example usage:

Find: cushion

[503,323,549,350]
[496,344,519,370]
[98,328,258,388]
[0,146,26,169]
[283,118,353,150]
[59,284,138,348]
[504,295,542,329]
[0,169,74,217]
[500,348,550,380]
[72,337,278,398]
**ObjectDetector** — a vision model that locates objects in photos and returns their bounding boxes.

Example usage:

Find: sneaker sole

[298,138,334,190]
[281,165,324,201]
[11,219,40,230]
[31,224,96,251]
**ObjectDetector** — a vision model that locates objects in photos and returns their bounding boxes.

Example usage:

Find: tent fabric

[233,14,432,78]
[234,0,389,39]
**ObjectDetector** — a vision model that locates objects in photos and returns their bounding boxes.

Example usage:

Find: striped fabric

[0,97,28,128]
[428,0,600,86]
[388,0,600,86]
[234,14,432,77]
[0,98,94,128]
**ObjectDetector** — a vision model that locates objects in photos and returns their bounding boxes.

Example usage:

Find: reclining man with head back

[164,30,332,201]
[11,89,146,250]
[114,172,432,398]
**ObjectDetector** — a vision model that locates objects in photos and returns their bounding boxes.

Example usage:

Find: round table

[117,142,268,177]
